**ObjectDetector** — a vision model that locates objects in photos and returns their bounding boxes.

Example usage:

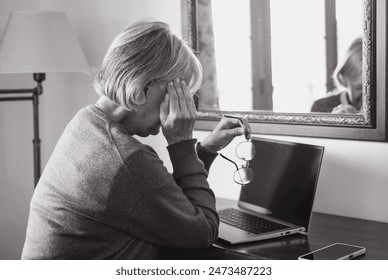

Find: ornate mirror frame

[181,0,387,141]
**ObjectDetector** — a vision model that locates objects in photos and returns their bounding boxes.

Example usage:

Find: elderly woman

[311,37,362,113]
[21,20,250,259]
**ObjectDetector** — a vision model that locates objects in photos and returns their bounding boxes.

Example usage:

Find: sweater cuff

[196,142,218,172]
[167,139,206,179]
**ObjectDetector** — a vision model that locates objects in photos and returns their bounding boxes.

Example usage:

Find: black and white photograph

[0,0,387,277]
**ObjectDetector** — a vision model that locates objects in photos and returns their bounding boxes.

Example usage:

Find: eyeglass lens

[236,140,255,161]
[219,137,256,186]
[233,167,253,185]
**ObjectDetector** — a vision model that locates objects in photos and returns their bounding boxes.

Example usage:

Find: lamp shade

[0,10,89,73]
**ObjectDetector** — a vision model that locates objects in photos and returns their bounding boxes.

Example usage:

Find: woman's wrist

[197,141,218,154]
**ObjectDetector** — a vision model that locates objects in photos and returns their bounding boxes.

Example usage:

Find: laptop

[217,136,324,244]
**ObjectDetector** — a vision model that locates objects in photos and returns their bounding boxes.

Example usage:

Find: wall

[0,0,387,260]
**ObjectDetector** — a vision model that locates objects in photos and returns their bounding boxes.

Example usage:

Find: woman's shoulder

[72,104,160,163]
[311,92,342,113]
[77,105,154,153]
[109,124,157,158]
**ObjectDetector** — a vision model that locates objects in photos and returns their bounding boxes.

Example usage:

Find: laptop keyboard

[219,208,290,234]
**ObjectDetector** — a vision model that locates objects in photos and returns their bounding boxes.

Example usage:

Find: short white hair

[94,20,203,111]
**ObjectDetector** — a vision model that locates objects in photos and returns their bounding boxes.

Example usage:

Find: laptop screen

[239,137,324,230]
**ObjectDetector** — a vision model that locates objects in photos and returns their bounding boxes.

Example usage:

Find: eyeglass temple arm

[223,114,243,124]
[219,153,246,186]
[219,153,239,170]
[224,115,252,142]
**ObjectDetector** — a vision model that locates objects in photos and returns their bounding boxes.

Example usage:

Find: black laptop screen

[239,137,324,230]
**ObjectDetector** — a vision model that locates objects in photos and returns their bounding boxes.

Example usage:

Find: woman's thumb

[159,93,170,122]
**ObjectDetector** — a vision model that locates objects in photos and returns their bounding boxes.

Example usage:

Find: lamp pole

[0,73,45,187]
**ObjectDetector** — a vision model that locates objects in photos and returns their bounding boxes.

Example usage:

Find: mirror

[182,0,387,141]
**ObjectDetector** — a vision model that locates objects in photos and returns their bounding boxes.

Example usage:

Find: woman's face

[123,80,168,137]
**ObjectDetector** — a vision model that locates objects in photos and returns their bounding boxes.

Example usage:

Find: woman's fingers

[161,78,196,145]
[181,79,197,119]
[173,78,187,112]
[167,81,180,114]
[240,118,252,139]
[169,78,196,120]
[223,115,251,139]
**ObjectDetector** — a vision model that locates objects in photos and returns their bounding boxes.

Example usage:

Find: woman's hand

[199,115,252,153]
[159,78,197,145]
[332,104,359,114]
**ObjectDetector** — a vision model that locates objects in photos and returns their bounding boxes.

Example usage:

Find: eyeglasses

[218,115,255,186]
[219,139,255,186]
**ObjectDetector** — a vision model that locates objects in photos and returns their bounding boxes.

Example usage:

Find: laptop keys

[219,208,290,234]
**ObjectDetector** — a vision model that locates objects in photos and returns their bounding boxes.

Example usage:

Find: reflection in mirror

[183,0,387,141]
[311,37,362,114]
[197,0,363,114]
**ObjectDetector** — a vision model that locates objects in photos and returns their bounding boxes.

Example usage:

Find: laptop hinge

[238,201,272,215]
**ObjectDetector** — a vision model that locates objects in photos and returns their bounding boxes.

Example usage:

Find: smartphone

[298,243,366,260]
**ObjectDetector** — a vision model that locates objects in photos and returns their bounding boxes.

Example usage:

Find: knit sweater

[21,105,219,259]
[310,93,341,113]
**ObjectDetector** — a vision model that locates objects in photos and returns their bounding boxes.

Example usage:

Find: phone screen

[300,243,365,260]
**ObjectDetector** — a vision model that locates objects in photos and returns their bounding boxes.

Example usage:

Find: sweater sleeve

[115,139,219,248]
[196,142,218,172]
